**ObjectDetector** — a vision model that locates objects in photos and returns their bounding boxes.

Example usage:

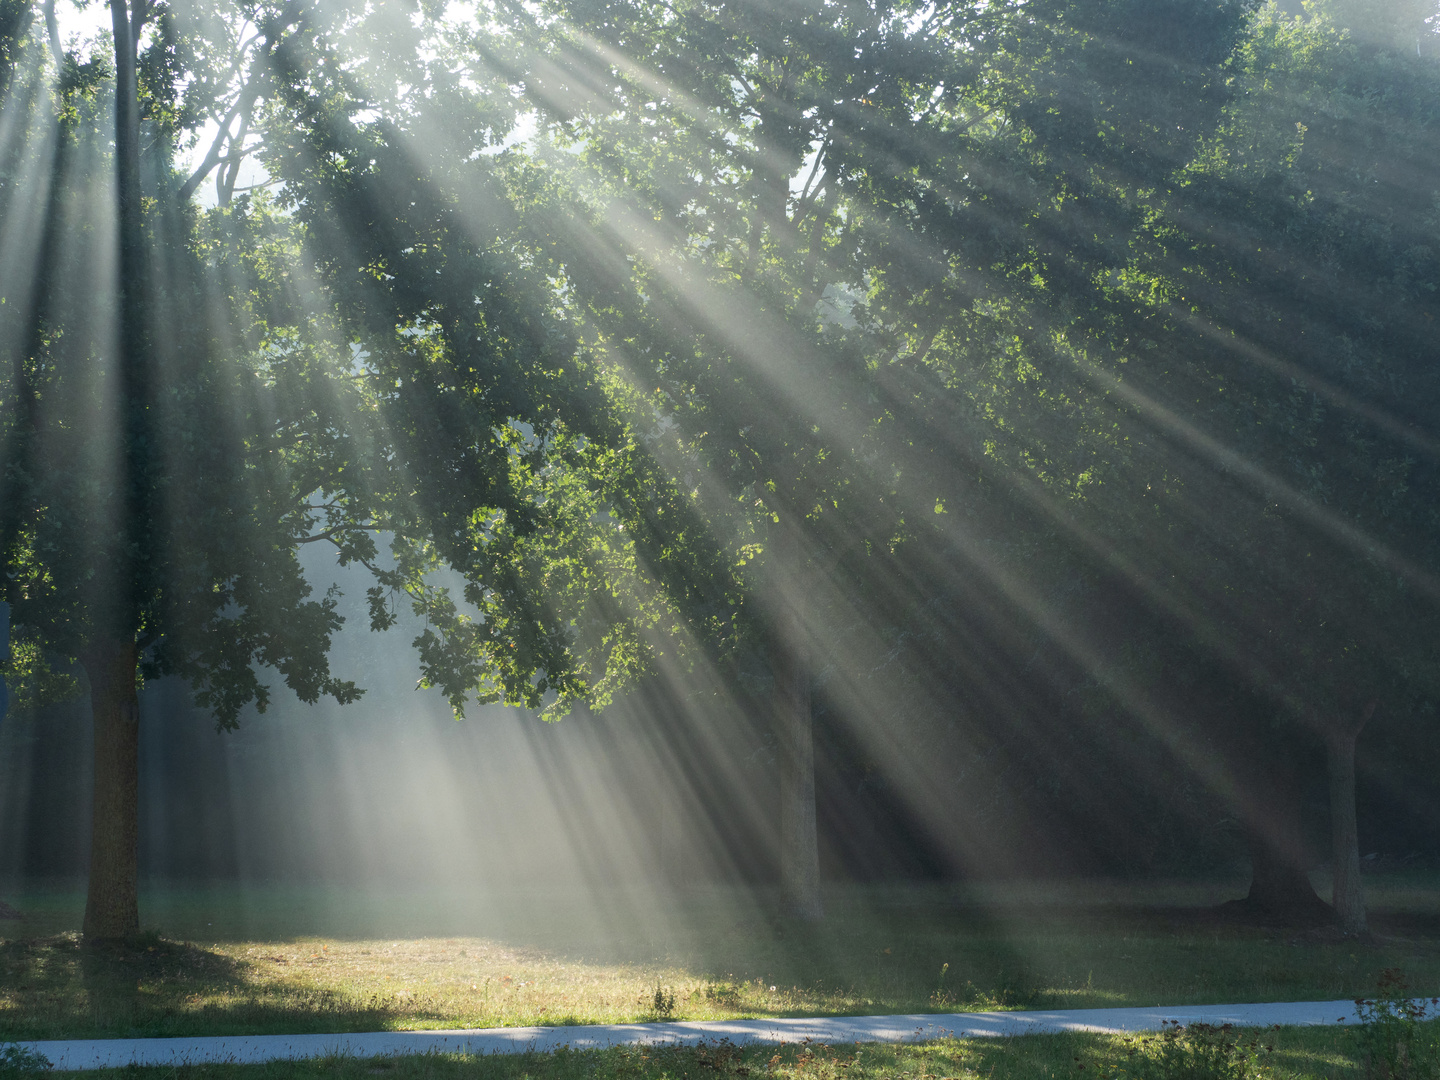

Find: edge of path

[13,998,1411,1072]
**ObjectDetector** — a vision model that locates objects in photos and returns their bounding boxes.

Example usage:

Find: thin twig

[294,524,387,545]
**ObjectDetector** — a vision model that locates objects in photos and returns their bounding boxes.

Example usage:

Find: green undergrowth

[7,1023,1438,1080]
[2,881,1439,1041]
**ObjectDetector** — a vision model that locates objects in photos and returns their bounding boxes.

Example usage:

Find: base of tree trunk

[1228,885,1335,925]
[781,885,825,922]
[80,636,141,942]
[1231,837,1335,926]
[1328,716,1372,936]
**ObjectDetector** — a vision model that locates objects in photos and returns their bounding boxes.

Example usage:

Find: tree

[10,0,1434,938]
[448,0,1056,917]
[5,0,751,935]
[225,0,1440,931]
[851,0,1440,924]
[0,0,401,938]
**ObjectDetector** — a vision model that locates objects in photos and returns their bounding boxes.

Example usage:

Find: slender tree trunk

[81,636,140,940]
[767,509,836,921]
[774,619,821,920]
[110,0,141,278]
[79,0,148,943]
[1327,733,1365,933]
[1327,700,1376,936]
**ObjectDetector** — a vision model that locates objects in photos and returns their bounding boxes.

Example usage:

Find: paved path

[15,999,1385,1071]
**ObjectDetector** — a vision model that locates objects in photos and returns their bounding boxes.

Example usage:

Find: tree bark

[81,636,140,940]
[774,618,822,920]
[1327,700,1376,936]
[111,0,153,585]
[110,0,141,276]
[0,601,8,727]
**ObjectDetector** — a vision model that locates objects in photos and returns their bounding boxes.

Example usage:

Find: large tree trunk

[1238,736,1332,922]
[774,623,822,920]
[1327,700,1376,936]
[81,636,140,940]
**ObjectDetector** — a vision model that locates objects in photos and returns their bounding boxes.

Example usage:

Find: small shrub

[0,1042,52,1076]
[706,981,743,1006]
[1355,968,1440,1080]
[965,968,1045,1011]
[652,984,677,1019]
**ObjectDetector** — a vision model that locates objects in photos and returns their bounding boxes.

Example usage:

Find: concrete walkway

[12,999,1396,1071]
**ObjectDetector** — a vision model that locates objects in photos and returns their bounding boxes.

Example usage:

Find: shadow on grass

[1,932,399,1041]
[5,883,1439,1043]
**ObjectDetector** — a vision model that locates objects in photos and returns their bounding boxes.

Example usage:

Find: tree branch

[293,524,387,546]
[791,128,830,225]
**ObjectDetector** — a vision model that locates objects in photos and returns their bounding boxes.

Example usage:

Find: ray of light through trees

[1,0,1439,953]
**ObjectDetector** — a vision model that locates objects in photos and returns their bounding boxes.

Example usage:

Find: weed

[930,963,954,1008]
[618,1041,752,1079]
[1355,968,1440,1080]
[690,1039,751,1076]
[651,984,676,1019]
[769,1039,855,1080]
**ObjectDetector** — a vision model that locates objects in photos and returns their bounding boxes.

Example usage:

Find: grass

[8,1022,1439,1080]
[1,877,1438,1042]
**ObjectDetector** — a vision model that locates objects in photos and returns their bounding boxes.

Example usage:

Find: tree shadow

[3,931,397,1040]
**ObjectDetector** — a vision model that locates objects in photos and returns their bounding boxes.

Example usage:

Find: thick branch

[179,84,262,203]
[177,4,303,203]
[130,0,151,50]
[217,106,254,205]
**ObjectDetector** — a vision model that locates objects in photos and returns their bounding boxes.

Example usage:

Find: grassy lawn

[13,1023,1440,1080]
[1,877,1438,1041]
